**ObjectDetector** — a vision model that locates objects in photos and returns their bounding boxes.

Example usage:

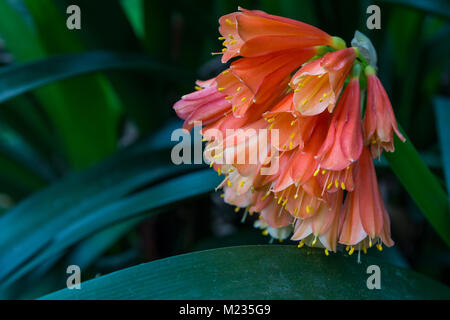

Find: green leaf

[2,169,220,288]
[384,127,450,246]
[434,97,450,192]
[41,245,450,299]
[0,51,189,104]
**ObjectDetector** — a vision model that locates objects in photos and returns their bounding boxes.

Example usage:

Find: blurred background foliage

[0,0,448,299]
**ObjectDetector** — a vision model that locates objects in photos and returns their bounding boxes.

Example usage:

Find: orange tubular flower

[316,75,363,171]
[364,66,406,158]
[173,78,230,131]
[290,48,357,115]
[172,8,403,257]
[339,147,394,253]
[218,7,335,62]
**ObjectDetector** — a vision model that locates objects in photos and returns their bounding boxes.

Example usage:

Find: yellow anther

[222,48,227,52]
[223,41,229,45]
[282,199,288,207]
[228,34,234,39]
[376,243,383,251]
[262,229,269,236]
[345,245,350,251]
[228,168,234,173]
[218,168,221,176]
[227,179,231,187]
[267,118,275,123]
[195,86,202,91]
[232,105,237,112]
[369,238,372,248]
[218,36,225,40]
[210,162,214,168]
[349,247,355,255]
[240,181,245,187]
[218,87,225,91]
[324,249,329,256]
[294,88,300,92]
[346,166,350,170]
[335,180,339,188]
[290,120,296,126]
[306,205,311,214]
[294,207,298,215]
[268,123,274,130]
[225,96,233,100]
[318,74,324,78]
[261,191,271,201]
[230,40,237,45]
[234,206,240,212]
[327,182,333,190]
[323,93,327,97]
[251,187,255,193]
[277,197,283,205]
[241,97,247,102]
[363,247,367,254]
[322,170,326,175]
[341,182,346,190]
[222,70,229,74]
[297,241,304,248]
[225,19,233,25]
[302,99,308,106]
[236,86,241,91]
[319,98,323,102]
[294,194,298,199]
[289,141,293,150]
[312,236,317,246]
[220,193,224,198]
[313,168,320,177]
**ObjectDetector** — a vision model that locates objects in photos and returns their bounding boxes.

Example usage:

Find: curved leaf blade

[41,245,450,300]
[0,51,191,104]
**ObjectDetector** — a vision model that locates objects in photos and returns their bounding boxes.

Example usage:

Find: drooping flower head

[172,8,405,259]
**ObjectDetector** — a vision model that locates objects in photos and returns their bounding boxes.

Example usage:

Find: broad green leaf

[0,51,191,104]
[2,169,221,288]
[385,128,450,246]
[41,245,450,299]
[0,139,184,284]
[434,97,450,192]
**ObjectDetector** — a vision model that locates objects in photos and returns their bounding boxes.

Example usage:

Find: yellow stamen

[217,87,225,91]
[278,197,283,205]
[241,97,247,102]
[327,182,333,190]
[230,40,237,45]
[294,88,300,92]
[227,179,231,187]
[312,236,317,246]
[234,206,240,212]
[262,229,269,236]
[341,182,346,190]
[297,241,304,248]
[376,243,383,251]
[218,168,221,176]
[290,120,296,126]
[195,86,202,91]
[323,93,327,97]
[220,193,224,198]
[240,181,245,187]
[349,247,355,255]
[335,180,339,188]
[218,36,225,40]
[289,141,293,150]
[225,19,233,25]
[236,86,241,91]
[322,170,326,175]
[324,249,329,256]
[313,168,320,177]
[345,245,350,251]
[222,48,227,52]
[282,199,288,207]
[267,118,275,123]
[232,105,237,112]
[306,205,311,214]
[225,96,233,100]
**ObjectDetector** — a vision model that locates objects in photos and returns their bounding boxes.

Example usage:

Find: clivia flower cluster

[173,8,405,256]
